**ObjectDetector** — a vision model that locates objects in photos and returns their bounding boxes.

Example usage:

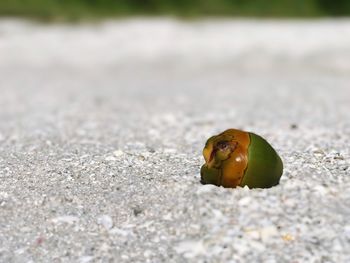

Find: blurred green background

[1,0,349,20]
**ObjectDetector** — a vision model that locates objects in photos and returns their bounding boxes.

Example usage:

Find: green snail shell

[200,129,283,189]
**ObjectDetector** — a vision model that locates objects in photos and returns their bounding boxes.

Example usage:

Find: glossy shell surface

[201,129,283,188]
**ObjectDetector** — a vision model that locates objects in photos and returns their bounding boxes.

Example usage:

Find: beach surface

[0,19,349,262]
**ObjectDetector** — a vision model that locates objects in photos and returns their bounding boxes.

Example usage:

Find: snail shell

[201,129,283,188]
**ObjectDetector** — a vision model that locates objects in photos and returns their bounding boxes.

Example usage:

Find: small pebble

[51,216,79,224]
[97,215,113,230]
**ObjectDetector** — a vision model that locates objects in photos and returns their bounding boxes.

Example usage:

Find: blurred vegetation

[0,0,349,21]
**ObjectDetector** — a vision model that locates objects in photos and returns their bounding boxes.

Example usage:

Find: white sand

[0,19,349,262]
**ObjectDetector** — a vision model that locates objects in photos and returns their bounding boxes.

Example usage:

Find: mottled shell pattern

[201,129,283,189]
